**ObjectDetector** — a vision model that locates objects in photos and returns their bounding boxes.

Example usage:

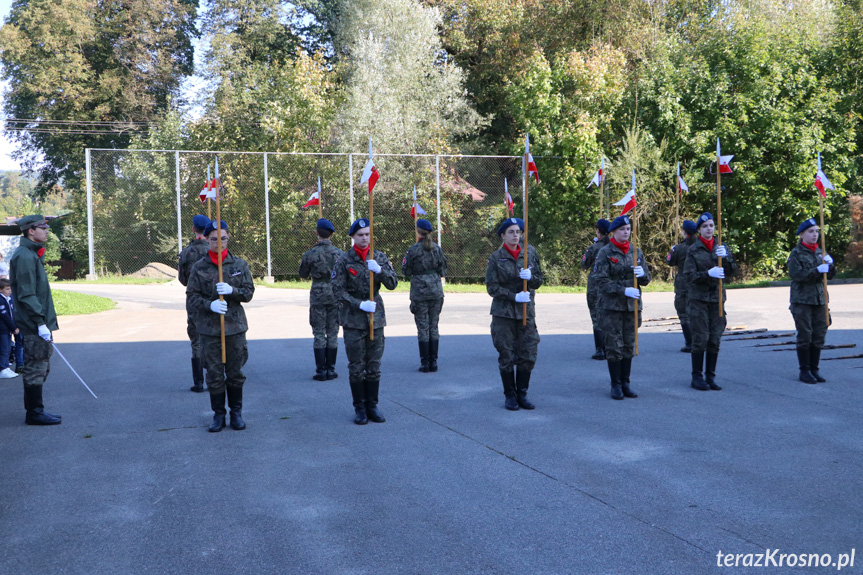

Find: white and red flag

[613,170,638,216]
[717,138,734,174]
[200,165,217,204]
[588,157,604,188]
[525,133,539,184]
[504,178,514,215]
[411,185,426,218]
[814,152,834,199]
[677,162,689,197]
[360,138,380,194]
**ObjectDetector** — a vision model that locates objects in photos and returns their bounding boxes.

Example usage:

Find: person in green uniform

[666,219,698,353]
[10,215,61,425]
[582,219,610,360]
[787,218,836,383]
[178,214,211,392]
[402,218,447,372]
[592,215,651,400]
[331,218,398,425]
[298,218,343,381]
[485,217,543,411]
[186,220,255,432]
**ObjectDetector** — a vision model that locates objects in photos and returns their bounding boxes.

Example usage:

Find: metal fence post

[175,151,182,260]
[85,148,96,279]
[263,152,274,283]
[349,154,354,225]
[436,155,441,244]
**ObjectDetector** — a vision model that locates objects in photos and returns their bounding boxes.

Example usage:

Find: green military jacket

[683,238,738,304]
[787,242,836,305]
[666,236,695,293]
[485,242,543,321]
[582,237,609,296]
[593,241,650,312]
[332,247,398,331]
[10,237,58,334]
[178,238,209,287]
[401,241,447,301]
[298,240,343,306]
[186,252,255,336]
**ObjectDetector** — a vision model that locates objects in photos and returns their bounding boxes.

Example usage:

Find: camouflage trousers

[186,313,201,358]
[200,333,248,394]
[673,291,689,323]
[21,333,52,388]
[587,289,600,327]
[490,316,540,372]
[411,298,443,342]
[310,304,340,350]
[790,303,829,350]
[599,310,640,361]
[343,327,385,383]
[688,299,727,354]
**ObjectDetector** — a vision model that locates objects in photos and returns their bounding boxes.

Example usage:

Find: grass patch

[53,290,116,315]
[61,275,172,285]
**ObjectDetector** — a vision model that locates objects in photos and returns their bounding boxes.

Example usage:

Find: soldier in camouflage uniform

[787,218,836,384]
[178,214,211,392]
[593,215,651,400]
[9,215,61,425]
[186,220,255,432]
[486,217,543,411]
[684,212,738,391]
[402,219,447,373]
[582,219,610,360]
[665,219,698,353]
[331,218,398,425]
[298,219,343,381]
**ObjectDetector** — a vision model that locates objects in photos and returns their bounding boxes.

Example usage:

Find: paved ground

[1,282,861,574]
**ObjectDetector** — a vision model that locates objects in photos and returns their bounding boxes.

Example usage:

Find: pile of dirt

[130,262,178,279]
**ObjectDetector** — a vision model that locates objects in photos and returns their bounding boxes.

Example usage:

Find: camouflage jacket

[683,239,738,304]
[666,236,695,293]
[593,241,650,312]
[485,242,543,320]
[402,241,447,301]
[10,237,58,334]
[298,240,343,306]
[787,242,836,305]
[178,238,209,287]
[332,247,398,330]
[186,252,255,336]
[582,237,609,296]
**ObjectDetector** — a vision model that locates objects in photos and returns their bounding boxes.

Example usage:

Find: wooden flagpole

[214,157,226,363]
[632,169,639,356]
[318,176,323,220]
[716,139,724,318]
[368,139,375,340]
[817,152,830,324]
[599,156,604,219]
[207,165,212,220]
[413,185,419,241]
[522,138,530,326]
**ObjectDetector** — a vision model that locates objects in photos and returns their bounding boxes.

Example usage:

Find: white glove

[708,266,725,279]
[715,245,728,257]
[624,287,641,299]
[632,266,645,278]
[519,268,532,280]
[37,324,51,341]
[366,259,382,274]
[817,263,830,274]
[359,300,377,313]
[823,254,833,265]
[210,300,227,315]
[216,282,233,295]
[514,291,531,303]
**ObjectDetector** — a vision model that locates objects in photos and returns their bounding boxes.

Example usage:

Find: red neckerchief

[609,237,630,254]
[504,244,521,261]
[354,245,370,261]
[37,247,46,259]
[208,249,227,265]
[801,242,818,252]
[699,236,715,252]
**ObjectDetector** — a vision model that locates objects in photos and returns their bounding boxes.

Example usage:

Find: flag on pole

[411,185,426,217]
[613,170,638,215]
[200,165,216,204]
[214,157,222,193]
[360,138,379,194]
[588,157,604,188]
[525,134,539,183]
[717,138,734,174]
[504,178,514,215]
[677,162,689,197]
[814,152,834,199]
[303,190,320,209]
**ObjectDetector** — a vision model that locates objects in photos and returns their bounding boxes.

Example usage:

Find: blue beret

[697,212,714,229]
[608,215,631,232]
[682,220,698,234]
[203,220,228,237]
[348,218,370,236]
[316,218,335,233]
[497,217,524,237]
[797,218,818,235]
[416,219,433,232]
[596,219,610,235]
[192,215,210,231]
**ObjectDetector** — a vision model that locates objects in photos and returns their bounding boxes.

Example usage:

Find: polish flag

[717,138,733,174]
[677,163,689,197]
[199,165,217,204]
[613,170,637,215]
[504,179,514,215]
[588,157,604,188]
[525,134,539,183]
[361,138,380,194]
[814,152,834,199]
[302,191,320,208]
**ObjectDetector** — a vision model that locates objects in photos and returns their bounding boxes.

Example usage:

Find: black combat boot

[350,377,367,424]
[325,347,339,380]
[23,385,61,425]
[797,347,816,384]
[190,357,205,392]
[809,346,826,383]
[607,359,624,400]
[690,351,709,390]
[312,348,328,381]
[705,352,722,390]
[208,390,227,432]
[591,330,606,360]
[621,357,638,398]
[515,368,535,409]
[680,323,692,353]
[428,338,439,372]
[418,340,430,373]
[501,369,518,410]
[226,386,246,430]
[365,378,386,423]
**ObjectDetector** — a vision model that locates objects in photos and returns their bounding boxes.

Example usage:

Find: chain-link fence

[83,149,558,280]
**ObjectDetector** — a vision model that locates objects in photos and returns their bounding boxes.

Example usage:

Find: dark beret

[682,220,698,235]
[348,218,370,236]
[497,217,524,237]
[203,220,228,237]
[316,218,335,233]
[416,219,433,232]
[608,215,631,232]
[596,219,610,235]
[697,212,714,229]
[192,215,210,231]
[797,218,818,235]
